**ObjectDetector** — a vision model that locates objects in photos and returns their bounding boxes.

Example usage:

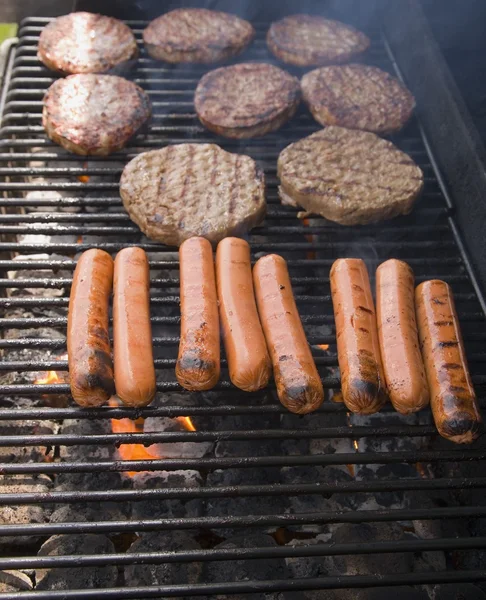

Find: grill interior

[0,14,485,599]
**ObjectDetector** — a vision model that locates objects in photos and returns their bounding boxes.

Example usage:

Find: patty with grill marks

[267,14,370,67]
[277,127,423,225]
[42,74,151,156]
[301,64,415,134]
[194,63,301,139]
[38,12,138,74]
[120,144,266,246]
[143,8,254,64]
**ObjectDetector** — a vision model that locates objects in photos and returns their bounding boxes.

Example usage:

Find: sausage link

[113,247,156,407]
[330,258,387,414]
[216,238,271,392]
[376,259,429,414]
[176,237,220,391]
[415,280,482,443]
[67,249,115,407]
[253,254,323,414]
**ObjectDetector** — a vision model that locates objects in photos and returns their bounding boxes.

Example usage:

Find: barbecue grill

[0,0,486,598]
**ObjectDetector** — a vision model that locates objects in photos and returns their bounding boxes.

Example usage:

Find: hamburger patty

[38,12,138,74]
[194,63,301,139]
[143,8,254,63]
[301,64,415,134]
[43,74,151,156]
[267,14,370,67]
[120,144,266,246]
[277,127,423,225]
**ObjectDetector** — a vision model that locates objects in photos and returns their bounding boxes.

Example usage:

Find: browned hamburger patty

[301,64,415,134]
[42,74,151,156]
[267,14,370,67]
[38,12,138,74]
[143,8,254,63]
[277,127,423,225]
[120,144,266,246]
[194,63,301,139]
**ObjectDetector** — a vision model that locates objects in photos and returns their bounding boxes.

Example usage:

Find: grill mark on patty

[229,155,241,215]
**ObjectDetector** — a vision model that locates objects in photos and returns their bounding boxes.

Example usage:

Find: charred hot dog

[113,247,156,407]
[415,279,482,443]
[253,254,323,414]
[216,238,270,392]
[176,237,220,391]
[330,258,387,414]
[67,248,115,407]
[376,259,429,414]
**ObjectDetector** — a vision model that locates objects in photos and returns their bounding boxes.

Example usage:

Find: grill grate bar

[1,478,486,504]
[2,571,486,600]
[1,536,486,570]
[0,449,484,475]
[0,505,484,536]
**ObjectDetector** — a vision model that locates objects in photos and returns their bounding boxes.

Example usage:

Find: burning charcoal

[0,570,33,593]
[429,584,486,600]
[0,475,52,548]
[124,531,202,591]
[0,420,56,463]
[205,469,289,539]
[36,534,117,591]
[55,471,125,493]
[143,416,213,458]
[203,533,297,600]
[353,588,428,600]
[50,501,128,526]
[328,523,412,576]
[131,470,203,522]
[60,418,117,461]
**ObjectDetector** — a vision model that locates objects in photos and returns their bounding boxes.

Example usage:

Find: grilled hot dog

[176,237,220,391]
[216,238,271,392]
[67,249,115,407]
[330,258,387,414]
[376,259,429,414]
[415,280,482,443]
[113,247,156,407]
[253,254,323,414]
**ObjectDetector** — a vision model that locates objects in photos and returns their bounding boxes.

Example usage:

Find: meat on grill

[194,63,301,139]
[42,74,151,156]
[38,12,138,74]
[416,280,483,444]
[143,8,254,63]
[119,143,266,246]
[301,64,415,134]
[267,14,370,67]
[277,126,424,225]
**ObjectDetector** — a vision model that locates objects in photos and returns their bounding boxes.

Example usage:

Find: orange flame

[415,462,428,479]
[77,175,90,183]
[34,353,68,386]
[108,398,196,477]
[316,344,329,351]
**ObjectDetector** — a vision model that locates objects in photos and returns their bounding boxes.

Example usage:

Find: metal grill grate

[0,15,485,599]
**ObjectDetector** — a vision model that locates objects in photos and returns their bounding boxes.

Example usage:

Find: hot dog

[415,280,482,443]
[376,259,429,414]
[176,237,220,391]
[113,247,156,407]
[330,258,387,414]
[216,238,271,392]
[253,254,323,414]
[67,249,115,407]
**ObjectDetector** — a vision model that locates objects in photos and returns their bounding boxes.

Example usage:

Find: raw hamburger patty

[38,12,138,74]
[267,14,370,67]
[194,63,301,139]
[143,8,254,63]
[301,64,415,134]
[277,127,423,225]
[42,74,151,156]
[120,144,266,246]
